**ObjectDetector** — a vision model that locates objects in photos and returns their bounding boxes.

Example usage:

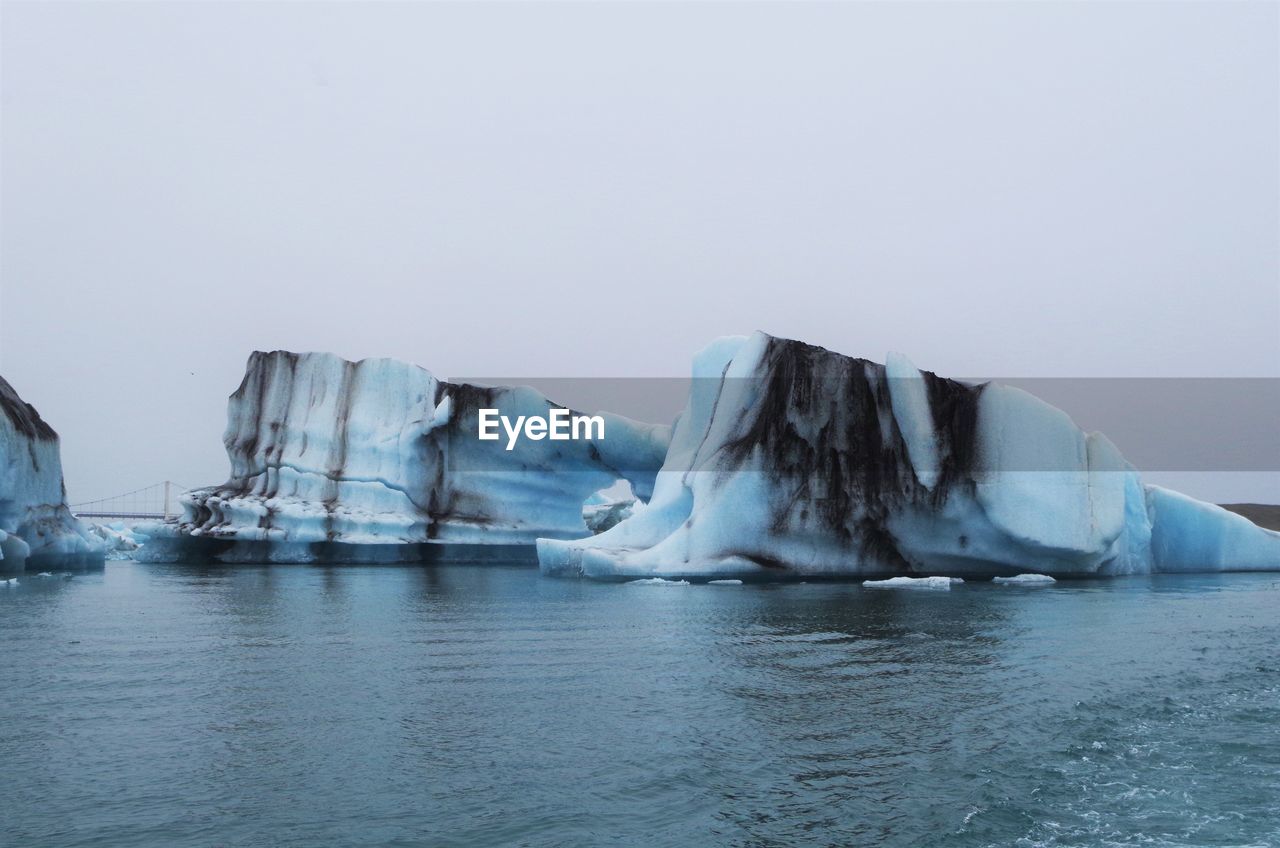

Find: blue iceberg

[0,376,104,572]
[538,333,1280,580]
[138,351,669,563]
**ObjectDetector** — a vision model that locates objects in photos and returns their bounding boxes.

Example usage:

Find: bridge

[70,481,194,521]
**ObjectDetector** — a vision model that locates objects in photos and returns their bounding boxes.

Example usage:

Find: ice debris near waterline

[138,352,669,563]
[86,522,149,560]
[0,376,104,573]
[538,332,1280,581]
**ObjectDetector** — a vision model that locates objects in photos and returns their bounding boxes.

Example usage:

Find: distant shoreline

[1220,504,1280,532]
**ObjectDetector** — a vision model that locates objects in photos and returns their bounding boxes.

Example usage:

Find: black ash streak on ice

[719,337,982,574]
[143,335,1280,574]
[540,331,1280,579]
[0,375,59,469]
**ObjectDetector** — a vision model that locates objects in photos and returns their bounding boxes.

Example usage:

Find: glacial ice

[138,351,669,563]
[0,376,104,573]
[582,497,637,535]
[86,521,148,560]
[992,574,1057,585]
[538,332,1280,581]
[1146,486,1280,572]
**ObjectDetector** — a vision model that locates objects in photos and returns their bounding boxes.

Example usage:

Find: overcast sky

[2,1,1277,504]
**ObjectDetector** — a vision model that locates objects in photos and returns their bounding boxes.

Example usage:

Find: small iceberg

[626,578,690,586]
[863,576,960,590]
[992,574,1056,585]
[708,579,743,585]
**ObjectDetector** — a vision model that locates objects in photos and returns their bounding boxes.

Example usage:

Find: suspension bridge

[70,481,195,521]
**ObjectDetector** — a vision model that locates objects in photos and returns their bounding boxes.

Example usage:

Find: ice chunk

[863,576,959,590]
[626,578,690,586]
[992,574,1056,584]
[708,579,743,585]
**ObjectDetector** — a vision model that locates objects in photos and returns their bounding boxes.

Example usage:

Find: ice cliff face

[538,333,1280,580]
[0,376,104,572]
[138,351,670,563]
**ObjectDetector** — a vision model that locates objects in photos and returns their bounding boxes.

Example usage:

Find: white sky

[1,1,1277,504]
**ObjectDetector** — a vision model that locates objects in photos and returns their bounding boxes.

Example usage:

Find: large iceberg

[0,376,104,573]
[538,333,1280,581]
[138,351,669,563]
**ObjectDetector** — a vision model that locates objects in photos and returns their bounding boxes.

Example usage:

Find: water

[2,563,1278,848]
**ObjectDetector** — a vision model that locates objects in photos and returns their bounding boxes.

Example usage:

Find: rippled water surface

[2,562,1278,847]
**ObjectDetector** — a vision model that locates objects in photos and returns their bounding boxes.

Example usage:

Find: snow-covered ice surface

[538,332,1280,581]
[0,376,104,573]
[992,574,1057,585]
[137,352,669,563]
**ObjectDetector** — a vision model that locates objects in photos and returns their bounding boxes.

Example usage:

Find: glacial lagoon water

[2,562,1278,847]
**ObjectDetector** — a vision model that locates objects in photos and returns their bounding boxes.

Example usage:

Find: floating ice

[992,574,1057,584]
[863,576,958,590]
[538,332,1280,581]
[1,376,104,573]
[708,579,743,585]
[137,352,669,564]
[626,577,690,586]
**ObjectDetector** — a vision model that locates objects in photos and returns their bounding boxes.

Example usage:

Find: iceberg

[138,351,669,563]
[863,576,960,590]
[992,574,1057,585]
[0,376,104,573]
[538,332,1280,581]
